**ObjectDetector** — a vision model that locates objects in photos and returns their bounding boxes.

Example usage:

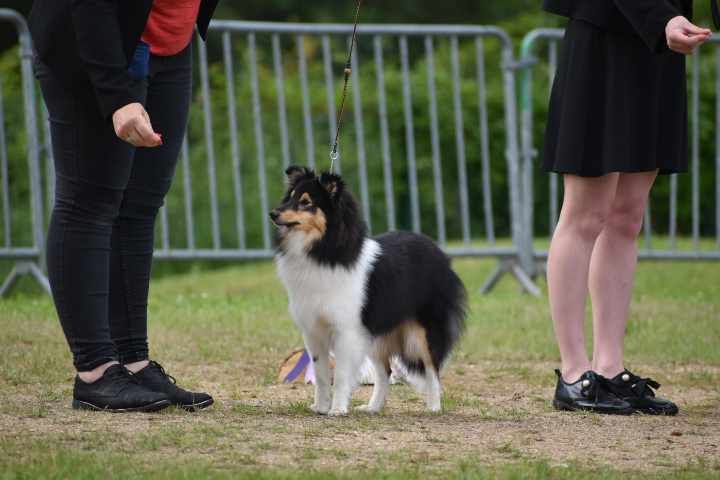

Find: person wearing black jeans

[30,0,219,412]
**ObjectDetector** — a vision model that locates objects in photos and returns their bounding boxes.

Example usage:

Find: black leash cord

[330,0,363,173]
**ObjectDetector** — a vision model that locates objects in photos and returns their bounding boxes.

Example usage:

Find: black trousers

[37,44,192,372]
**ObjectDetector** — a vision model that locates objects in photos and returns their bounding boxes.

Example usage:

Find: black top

[543,0,693,53]
[29,0,220,119]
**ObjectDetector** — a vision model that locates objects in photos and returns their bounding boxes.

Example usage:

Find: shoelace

[620,372,660,398]
[149,361,177,385]
[580,375,607,403]
[105,366,141,394]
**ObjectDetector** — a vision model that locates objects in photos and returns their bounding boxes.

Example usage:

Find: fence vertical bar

[350,38,372,231]
[374,35,396,231]
[716,46,720,249]
[42,104,54,216]
[159,204,170,252]
[198,37,222,250]
[249,32,271,250]
[669,174,677,250]
[272,34,292,170]
[0,77,10,247]
[476,37,495,245]
[450,36,471,245]
[643,206,652,250]
[399,36,421,233]
[181,136,195,250]
[20,27,44,260]
[322,35,340,172]
[548,40,559,235]
[425,36,446,245]
[223,31,247,249]
[297,35,316,170]
[691,51,700,250]
[506,35,537,289]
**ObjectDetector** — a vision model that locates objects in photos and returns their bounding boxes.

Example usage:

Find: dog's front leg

[303,330,331,415]
[329,328,369,416]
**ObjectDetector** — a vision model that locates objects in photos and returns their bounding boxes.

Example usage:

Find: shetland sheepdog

[270,166,466,416]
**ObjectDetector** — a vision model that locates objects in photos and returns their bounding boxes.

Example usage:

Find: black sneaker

[603,370,679,416]
[133,361,214,411]
[73,365,171,412]
[553,369,635,415]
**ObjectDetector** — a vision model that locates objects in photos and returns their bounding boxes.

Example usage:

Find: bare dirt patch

[2,360,718,474]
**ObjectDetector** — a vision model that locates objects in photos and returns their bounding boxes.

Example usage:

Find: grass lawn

[0,257,718,479]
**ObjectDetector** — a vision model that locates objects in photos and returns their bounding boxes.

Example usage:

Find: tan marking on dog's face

[299,192,313,206]
[278,207,327,249]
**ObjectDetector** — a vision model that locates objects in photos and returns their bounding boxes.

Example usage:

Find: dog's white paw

[310,403,330,415]
[355,404,382,414]
[328,408,348,417]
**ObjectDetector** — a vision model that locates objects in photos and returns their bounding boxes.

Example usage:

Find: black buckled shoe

[603,370,679,416]
[73,365,171,412]
[553,369,635,415]
[133,361,214,412]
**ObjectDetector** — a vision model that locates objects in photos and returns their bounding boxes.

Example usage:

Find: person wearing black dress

[30,0,219,412]
[542,0,710,415]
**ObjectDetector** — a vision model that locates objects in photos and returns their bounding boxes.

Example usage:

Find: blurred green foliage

[0,3,717,250]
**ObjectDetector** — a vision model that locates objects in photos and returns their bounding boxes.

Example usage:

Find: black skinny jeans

[37,44,192,372]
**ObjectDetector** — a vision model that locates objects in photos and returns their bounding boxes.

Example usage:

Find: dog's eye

[299,198,311,208]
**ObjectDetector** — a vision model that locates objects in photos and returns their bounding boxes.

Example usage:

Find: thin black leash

[329,0,363,173]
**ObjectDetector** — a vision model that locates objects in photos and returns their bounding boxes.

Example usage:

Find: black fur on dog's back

[362,231,467,371]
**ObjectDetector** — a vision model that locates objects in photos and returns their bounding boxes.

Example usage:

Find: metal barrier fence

[0,9,49,297]
[151,20,539,295]
[2,13,719,299]
[520,29,720,274]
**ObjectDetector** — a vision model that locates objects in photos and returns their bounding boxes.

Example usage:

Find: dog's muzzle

[269,210,299,228]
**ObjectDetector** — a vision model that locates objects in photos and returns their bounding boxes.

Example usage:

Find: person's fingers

[133,124,155,147]
[670,31,704,49]
[683,22,712,36]
[133,120,162,147]
[124,129,141,147]
[116,122,135,144]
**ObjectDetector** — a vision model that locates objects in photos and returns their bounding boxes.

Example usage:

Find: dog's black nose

[269,210,280,221]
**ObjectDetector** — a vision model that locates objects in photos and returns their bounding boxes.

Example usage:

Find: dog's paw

[328,408,349,417]
[310,403,330,415]
[355,404,382,414]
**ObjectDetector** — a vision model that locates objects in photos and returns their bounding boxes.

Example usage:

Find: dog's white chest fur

[275,236,380,331]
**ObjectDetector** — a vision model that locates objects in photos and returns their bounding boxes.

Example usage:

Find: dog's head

[269,166,347,251]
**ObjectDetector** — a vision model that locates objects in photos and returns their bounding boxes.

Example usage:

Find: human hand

[112,103,162,147]
[666,16,712,55]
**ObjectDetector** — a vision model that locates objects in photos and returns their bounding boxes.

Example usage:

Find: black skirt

[543,19,689,177]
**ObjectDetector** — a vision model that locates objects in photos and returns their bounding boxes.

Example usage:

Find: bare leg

[357,354,390,413]
[590,171,658,378]
[330,328,369,416]
[303,328,332,415]
[547,174,619,383]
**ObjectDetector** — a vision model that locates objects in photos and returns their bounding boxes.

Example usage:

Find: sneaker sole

[72,399,171,413]
[553,399,635,415]
[178,397,214,412]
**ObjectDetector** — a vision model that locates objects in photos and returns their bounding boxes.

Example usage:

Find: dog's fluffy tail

[420,267,467,371]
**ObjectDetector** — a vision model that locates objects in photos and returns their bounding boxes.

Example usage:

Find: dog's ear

[318,172,344,200]
[285,166,313,186]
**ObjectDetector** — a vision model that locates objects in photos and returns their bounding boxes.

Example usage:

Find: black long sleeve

[613,0,681,53]
[71,0,143,120]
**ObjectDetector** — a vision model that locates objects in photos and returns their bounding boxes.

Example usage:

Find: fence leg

[480,259,541,297]
[0,261,51,298]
